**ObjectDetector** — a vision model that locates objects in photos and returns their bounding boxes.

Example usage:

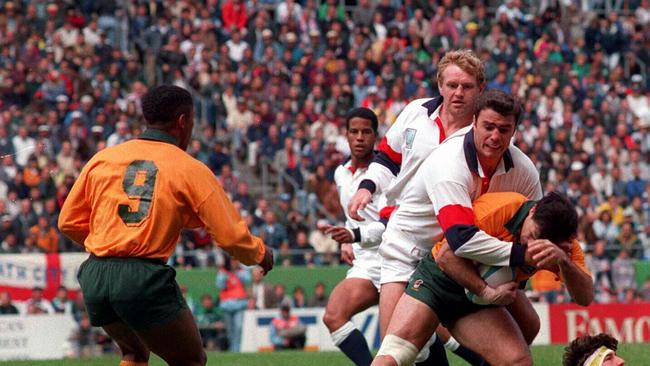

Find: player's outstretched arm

[318,223,354,244]
[199,183,268,267]
[347,188,372,221]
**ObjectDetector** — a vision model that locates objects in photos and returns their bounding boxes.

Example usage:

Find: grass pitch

[2,343,649,365]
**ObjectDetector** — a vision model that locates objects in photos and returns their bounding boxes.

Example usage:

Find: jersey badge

[404,128,417,149]
[412,279,424,291]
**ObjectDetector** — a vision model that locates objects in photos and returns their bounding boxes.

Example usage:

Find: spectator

[106,121,131,147]
[12,126,35,167]
[268,283,291,309]
[270,304,306,350]
[612,250,637,301]
[612,222,643,259]
[308,221,339,265]
[0,290,19,315]
[208,139,232,176]
[50,286,73,314]
[221,0,248,32]
[307,281,328,307]
[249,266,275,310]
[625,166,647,200]
[260,211,288,249]
[194,294,227,351]
[291,286,307,308]
[25,287,55,314]
[592,210,619,244]
[291,229,315,266]
[69,313,103,357]
[29,215,60,253]
[216,256,250,352]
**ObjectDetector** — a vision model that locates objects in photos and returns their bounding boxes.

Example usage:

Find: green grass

[2,343,649,366]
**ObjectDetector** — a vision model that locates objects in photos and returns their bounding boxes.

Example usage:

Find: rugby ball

[465,265,516,305]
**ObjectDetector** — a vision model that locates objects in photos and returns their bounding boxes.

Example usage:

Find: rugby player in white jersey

[372,90,548,366]
[318,108,386,365]
[347,50,486,364]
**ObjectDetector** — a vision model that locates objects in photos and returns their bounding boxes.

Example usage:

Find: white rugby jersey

[386,125,473,246]
[359,97,447,205]
[422,128,543,267]
[335,158,388,249]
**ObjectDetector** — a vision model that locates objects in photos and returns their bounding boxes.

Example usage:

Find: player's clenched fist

[347,188,372,221]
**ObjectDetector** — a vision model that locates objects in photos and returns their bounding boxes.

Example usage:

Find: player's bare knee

[181,350,207,366]
[198,349,207,366]
[524,317,541,345]
[116,342,149,362]
[498,348,532,366]
[323,308,345,331]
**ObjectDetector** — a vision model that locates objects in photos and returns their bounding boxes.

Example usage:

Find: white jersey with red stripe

[359,97,446,206]
[335,159,387,288]
[385,125,473,246]
[335,159,387,250]
[425,127,543,267]
[379,126,542,284]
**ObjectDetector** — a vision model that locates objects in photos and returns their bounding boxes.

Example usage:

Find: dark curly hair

[141,85,193,127]
[345,107,378,134]
[533,191,578,245]
[473,89,523,127]
[563,334,619,366]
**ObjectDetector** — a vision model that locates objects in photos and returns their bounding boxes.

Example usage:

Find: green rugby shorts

[405,253,495,326]
[77,254,187,330]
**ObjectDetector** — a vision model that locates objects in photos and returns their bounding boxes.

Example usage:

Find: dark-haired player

[563,333,625,366]
[319,107,385,365]
[59,85,273,366]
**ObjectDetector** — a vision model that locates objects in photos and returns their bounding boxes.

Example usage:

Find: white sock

[414,332,437,363]
[444,337,460,352]
[330,321,356,346]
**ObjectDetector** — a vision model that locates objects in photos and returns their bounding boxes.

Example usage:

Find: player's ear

[524,205,536,222]
[177,113,188,129]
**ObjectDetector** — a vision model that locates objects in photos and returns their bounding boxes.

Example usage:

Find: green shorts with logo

[405,253,495,327]
[77,255,187,330]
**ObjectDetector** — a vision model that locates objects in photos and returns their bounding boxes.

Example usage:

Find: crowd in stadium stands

[0,0,649,353]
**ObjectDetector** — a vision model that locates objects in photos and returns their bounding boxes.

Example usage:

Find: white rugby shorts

[379,227,431,285]
[346,245,381,290]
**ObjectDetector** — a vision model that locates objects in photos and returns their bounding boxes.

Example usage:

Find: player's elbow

[573,294,593,307]
[570,281,594,306]
[573,289,594,306]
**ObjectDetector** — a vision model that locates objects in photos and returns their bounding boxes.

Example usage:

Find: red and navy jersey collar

[463,128,514,176]
[344,150,376,174]
[422,96,446,142]
[422,96,444,118]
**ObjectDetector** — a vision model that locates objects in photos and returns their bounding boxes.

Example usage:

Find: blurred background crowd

[0,0,649,355]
